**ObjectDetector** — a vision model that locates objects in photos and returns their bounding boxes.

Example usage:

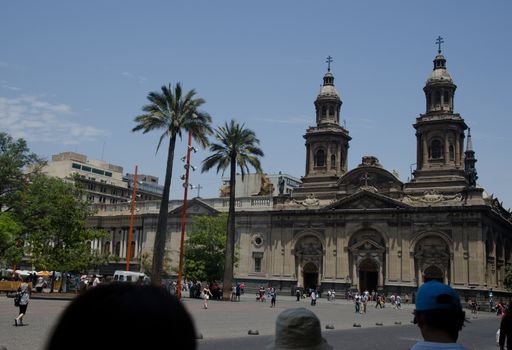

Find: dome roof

[317,72,340,99]
[317,84,340,98]
[426,68,453,84]
[426,54,454,84]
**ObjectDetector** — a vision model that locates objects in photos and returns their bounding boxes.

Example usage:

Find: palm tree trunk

[222,153,237,300]
[151,134,176,286]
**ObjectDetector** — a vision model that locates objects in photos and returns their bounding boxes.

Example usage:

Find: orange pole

[177,132,192,299]
[126,165,138,271]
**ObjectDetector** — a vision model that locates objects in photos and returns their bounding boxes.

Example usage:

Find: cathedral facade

[90,49,512,297]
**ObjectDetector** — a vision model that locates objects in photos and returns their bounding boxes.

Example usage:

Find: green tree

[184,214,227,282]
[0,132,44,212]
[16,174,109,277]
[504,265,512,291]
[0,212,23,267]
[132,83,213,285]
[202,120,263,300]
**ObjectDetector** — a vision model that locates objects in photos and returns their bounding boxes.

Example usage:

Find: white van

[113,270,150,283]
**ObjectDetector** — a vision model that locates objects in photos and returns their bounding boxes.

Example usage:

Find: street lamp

[177,132,195,299]
[125,165,138,271]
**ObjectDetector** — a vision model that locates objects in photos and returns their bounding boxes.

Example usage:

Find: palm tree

[202,120,264,300]
[133,83,212,285]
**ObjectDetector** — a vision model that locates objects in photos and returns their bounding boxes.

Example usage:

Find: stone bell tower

[294,56,351,198]
[406,38,468,194]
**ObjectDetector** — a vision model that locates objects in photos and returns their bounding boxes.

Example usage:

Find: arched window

[321,106,326,117]
[434,92,441,108]
[340,152,344,169]
[315,149,325,167]
[130,241,136,259]
[444,91,450,108]
[103,241,111,255]
[449,145,454,161]
[430,139,443,159]
[115,242,121,257]
[330,154,336,169]
[329,106,334,117]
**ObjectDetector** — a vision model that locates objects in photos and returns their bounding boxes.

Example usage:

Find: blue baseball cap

[415,281,462,311]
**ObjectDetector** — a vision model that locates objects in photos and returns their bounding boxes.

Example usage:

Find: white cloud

[2,84,21,91]
[121,71,147,84]
[0,95,108,145]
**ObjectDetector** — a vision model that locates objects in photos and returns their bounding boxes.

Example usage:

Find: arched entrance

[414,235,451,285]
[348,229,385,291]
[423,265,444,283]
[303,262,319,291]
[294,235,324,289]
[359,259,378,292]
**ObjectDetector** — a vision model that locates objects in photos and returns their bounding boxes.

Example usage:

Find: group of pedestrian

[230,282,242,301]
[12,277,493,350]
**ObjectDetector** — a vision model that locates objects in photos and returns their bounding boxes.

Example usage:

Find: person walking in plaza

[267,307,332,350]
[270,287,277,308]
[310,289,317,306]
[14,282,30,326]
[411,280,468,350]
[202,286,213,309]
[45,283,197,350]
[499,302,512,349]
[295,287,301,302]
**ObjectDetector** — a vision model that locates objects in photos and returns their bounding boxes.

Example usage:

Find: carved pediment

[326,190,411,210]
[338,162,403,196]
[349,238,385,253]
[169,198,219,216]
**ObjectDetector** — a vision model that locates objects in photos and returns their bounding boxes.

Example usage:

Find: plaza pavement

[0,292,497,350]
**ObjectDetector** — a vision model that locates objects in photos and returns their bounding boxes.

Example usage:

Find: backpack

[14,292,21,307]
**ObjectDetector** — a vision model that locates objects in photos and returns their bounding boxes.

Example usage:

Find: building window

[92,168,105,175]
[443,91,449,104]
[105,171,112,177]
[321,106,326,117]
[115,242,121,257]
[72,163,81,170]
[315,149,325,167]
[429,139,443,159]
[130,241,136,259]
[253,252,263,273]
[434,92,441,107]
[254,257,261,272]
[82,166,92,172]
[330,154,336,169]
[103,241,111,255]
[329,106,334,117]
[449,145,454,161]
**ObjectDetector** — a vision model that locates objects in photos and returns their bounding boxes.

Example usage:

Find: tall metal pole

[177,132,192,299]
[126,165,138,271]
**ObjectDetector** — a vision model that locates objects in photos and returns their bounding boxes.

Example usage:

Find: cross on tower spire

[326,56,333,72]
[435,36,444,54]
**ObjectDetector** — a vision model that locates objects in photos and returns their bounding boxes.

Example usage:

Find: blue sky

[1,1,511,207]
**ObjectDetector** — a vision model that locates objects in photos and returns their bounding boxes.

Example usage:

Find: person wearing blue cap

[411,281,468,350]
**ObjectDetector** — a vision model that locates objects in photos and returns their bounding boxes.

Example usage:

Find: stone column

[444,137,450,164]
[422,136,429,168]
[455,133,461,167]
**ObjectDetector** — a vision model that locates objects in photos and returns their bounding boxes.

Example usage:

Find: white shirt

[92,277,100,287]
[411,341,469,350]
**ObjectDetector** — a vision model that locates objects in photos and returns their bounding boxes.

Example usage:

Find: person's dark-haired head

[413,281,466,343]
[45,283,196,350]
